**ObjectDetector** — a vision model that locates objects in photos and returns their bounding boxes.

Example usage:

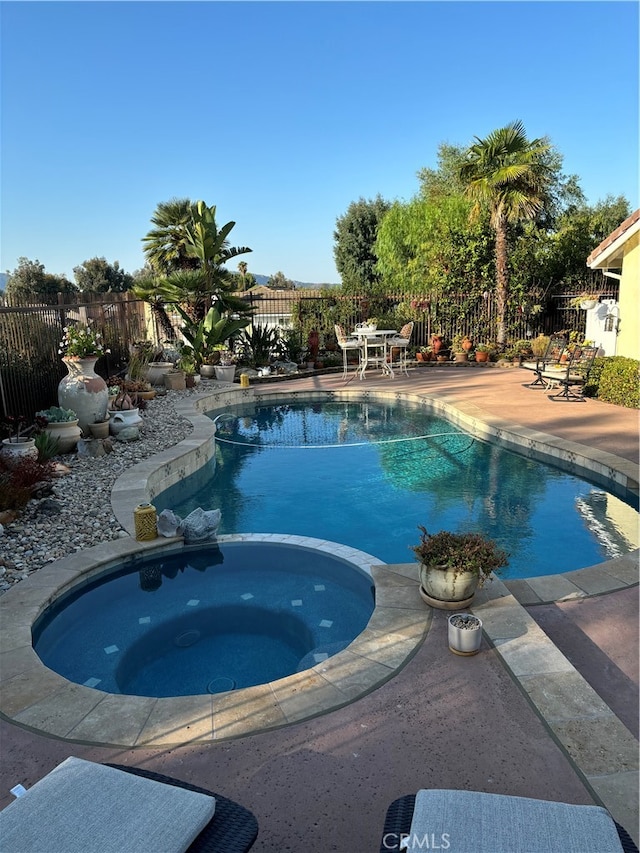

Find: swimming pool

[33,540,375,697]
[155,398,639,579]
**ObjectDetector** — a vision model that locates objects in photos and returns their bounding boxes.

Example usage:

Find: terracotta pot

[431,336,444,354]
[475,351,489,363]
[164,370,186,391]
[44,419,82,453]
[416,352,426,362]
[462,338,473,352]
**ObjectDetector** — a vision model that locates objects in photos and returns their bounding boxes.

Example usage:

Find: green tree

[267,271,296,290]
[459,120,552,345]
[73,257,134,293]
[142,198,200,274]
[333,195,391,294]
[375,194,492,296]
[5,257,76,305]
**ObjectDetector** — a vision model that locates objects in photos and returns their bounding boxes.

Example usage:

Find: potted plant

[35,406,81,453]
[448,612,484,656]
[1,415,38,466]
[474,343,492,363]
[214,350,237,382]
[107,389,143,434]
[570,292,599,311]
[57,322,109,432]
[451,334,470,363]
[411,525,508,609]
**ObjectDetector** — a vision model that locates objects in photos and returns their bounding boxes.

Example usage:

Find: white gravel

[0,388,201,595]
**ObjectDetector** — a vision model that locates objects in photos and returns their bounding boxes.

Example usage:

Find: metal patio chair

[521,335,567,387]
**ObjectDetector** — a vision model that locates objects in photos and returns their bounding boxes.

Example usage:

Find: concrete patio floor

[0,363,638,851]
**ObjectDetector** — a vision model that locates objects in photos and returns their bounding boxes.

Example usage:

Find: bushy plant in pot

[1,415,38,466]
[214,350,238,382]
[35,406,81,453]
[411,525,508,610]
[474,343,492,363]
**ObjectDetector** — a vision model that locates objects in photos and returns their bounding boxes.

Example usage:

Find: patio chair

[521,335,567,387]
[0,757,258,853]
[387,321,414,376]
[380,790,638,852]
[335,323,361,378]
[546,344,599,401]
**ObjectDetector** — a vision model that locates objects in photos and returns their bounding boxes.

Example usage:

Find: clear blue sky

[1,1,638,285]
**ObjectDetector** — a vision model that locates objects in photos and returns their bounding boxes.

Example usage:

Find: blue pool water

[155,398,639,579]
[33,541,375,697]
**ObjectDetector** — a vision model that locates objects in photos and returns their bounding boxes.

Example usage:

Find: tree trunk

[494,218,508,346]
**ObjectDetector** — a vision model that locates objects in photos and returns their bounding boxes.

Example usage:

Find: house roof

[587,208,640,269]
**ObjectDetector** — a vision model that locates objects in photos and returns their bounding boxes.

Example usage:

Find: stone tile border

[471,577,639,839]
[0,533,429,747]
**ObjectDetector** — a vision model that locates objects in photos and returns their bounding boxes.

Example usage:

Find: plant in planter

[1,414,38,465]
[451,334,471,362]
[411,525,508,610]
[448,612,484,656]
[35,406,81,453]
[474,343,492,362]
[569,292,599,310]
[214,349,238,382]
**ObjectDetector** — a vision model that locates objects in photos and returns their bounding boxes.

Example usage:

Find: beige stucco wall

[616,233,639,359]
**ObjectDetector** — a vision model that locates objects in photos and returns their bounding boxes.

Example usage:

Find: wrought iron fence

[0,287,618,422]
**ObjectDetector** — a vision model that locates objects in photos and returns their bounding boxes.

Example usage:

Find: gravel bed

[0,388,205,595]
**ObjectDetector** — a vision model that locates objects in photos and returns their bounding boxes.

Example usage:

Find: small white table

[351,328,398,379]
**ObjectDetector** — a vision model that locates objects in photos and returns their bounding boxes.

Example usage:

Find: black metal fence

[0,287,618,422]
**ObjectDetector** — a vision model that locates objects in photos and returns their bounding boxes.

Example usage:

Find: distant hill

[252,274,338,289]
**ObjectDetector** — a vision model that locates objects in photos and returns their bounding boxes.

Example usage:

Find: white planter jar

[58,357,108,434]
[448,613,483,656]
[419,563,480,610]
[108,408,143,435]
[1,437,38,467]
[214,365,236,382]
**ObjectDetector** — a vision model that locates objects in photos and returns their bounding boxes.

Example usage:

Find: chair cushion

[405,789,623,852]
[398,322,413,339]
[0,757,216,853]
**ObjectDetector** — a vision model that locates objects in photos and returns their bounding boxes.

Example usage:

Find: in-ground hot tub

[33,539,376,697]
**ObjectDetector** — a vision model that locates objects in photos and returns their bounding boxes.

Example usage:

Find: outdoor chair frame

[521,335,567,387]
[545,344,599,401]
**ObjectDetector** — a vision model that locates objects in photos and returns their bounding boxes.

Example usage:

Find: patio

[0,364,637,851]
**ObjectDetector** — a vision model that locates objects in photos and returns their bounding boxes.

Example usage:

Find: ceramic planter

[419,563,480,610]
[579,299,598,310]
[1,437,38,467]
[146,362,174,385]
[164,370,186,391]
[453,352,468,363]
[108,408,143,435]
[88,420,110,439]
[448,613,483,656]
[214,365,236,382]
[44,419,82,453]
[58,357,109,434]
[200,365,217,378]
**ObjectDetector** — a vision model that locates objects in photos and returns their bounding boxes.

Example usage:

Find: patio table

[351,328,398,379]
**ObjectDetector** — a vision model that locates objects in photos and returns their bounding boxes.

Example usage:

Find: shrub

[590,357,640,408]
[0,456,55,512]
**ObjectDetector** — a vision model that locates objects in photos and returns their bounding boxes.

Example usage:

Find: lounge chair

[0,757,258,853]
[521,335,567,387]
[380,790,638,852]
[545,344,599,401]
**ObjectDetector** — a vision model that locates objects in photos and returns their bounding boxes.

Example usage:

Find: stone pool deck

[0,364,638,851]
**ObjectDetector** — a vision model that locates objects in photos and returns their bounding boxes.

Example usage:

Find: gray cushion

[406,789,623,852]
[0,757,216,853]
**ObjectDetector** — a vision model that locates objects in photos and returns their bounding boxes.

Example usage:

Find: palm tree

[459,121,551,345]
[142,198,199,274]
